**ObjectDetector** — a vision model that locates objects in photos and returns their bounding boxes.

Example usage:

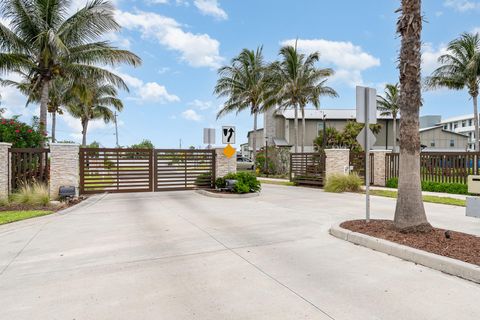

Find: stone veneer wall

[372,150,391,187]
[215,148,237,178]
[325,149,350,177]
[0,143,12,199]
[49,143,80,199]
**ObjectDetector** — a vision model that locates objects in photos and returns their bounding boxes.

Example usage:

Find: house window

[454,123,458,129]
[469,119,473,126]
[444,125,448,130]
[317,121,325,136]
[450,140,455,147]
[462,120,467,127]
[430,141,435,147]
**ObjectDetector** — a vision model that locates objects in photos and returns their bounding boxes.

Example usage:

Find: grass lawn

[0,210,54,225]
[368,189,466,207]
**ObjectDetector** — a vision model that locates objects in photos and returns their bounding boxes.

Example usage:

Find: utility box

[466,197,480,218]
[468,175,480,194]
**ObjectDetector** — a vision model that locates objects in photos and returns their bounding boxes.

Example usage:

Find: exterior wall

[372,150,391,187]
[0,143,12,199]
[247,129,264,152]
[49,143,80,199]
[215,148,237,178]
[263,107,276,145]
[420,115,442,129]
[325,149,350,178]
[420,128,468,151]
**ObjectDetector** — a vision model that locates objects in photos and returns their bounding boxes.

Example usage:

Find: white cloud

[182,109,202,121]
[188,99,212,110]
[422,43,448,75]
[281,39,380,87]
[444,0,480,11]
[115,10,223,68]
[138,82,180,103]
[194,0,228,20]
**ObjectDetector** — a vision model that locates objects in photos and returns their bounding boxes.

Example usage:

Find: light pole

[322,112,327,150]
[264,136,269,177]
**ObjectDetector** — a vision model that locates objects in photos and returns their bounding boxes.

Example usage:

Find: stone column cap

[0,142,13,147]
[50,143,80,147]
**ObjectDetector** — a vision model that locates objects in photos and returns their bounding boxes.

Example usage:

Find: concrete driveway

[1,185,479,320]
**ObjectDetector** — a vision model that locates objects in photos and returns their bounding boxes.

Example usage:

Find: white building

[440,114,480,150]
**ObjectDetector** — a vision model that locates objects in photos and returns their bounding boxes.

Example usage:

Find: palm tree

[394,0,431,232]
[215,47,272,163]
[270,44,337,153]
[0,0,141,144]
[66,80,123,146]
[377,83,400,152]
[426,33,480,151]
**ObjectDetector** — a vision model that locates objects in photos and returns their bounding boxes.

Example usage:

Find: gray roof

[419,125,468,137]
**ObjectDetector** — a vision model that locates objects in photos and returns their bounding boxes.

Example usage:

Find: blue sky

[2,0,480,148]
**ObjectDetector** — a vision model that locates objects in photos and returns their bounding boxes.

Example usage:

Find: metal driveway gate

[80,148,153,194]
[154,149,215,191]
[80,148,215,194]
[289,152,326,187]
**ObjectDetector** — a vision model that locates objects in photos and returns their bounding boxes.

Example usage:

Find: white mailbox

[468,175,480,194]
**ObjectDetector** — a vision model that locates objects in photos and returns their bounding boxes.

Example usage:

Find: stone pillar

[49,143,80,199]
[325,149,350,178]
[371,150,391,187]
[0,143,12,199]
[215,148,237,178]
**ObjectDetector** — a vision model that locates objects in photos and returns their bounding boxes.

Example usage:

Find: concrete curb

[330,223,480,284]
[195,189,260,199]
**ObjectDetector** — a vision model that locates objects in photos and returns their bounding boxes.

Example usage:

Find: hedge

[385,177,469,195]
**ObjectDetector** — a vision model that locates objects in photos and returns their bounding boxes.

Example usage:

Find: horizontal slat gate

[154,149,215,191]
[80,148,153,194]
[290,152,326,186]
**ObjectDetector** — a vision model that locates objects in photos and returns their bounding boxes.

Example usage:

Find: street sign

[356,86,377,125]
[223,144,236,158]
[203,128,215,145]
[356,126,377,151]
[222,126,236,144]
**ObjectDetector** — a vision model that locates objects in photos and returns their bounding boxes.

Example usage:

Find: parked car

[237,156,254,170]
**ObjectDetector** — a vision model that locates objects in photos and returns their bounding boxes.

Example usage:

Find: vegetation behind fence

[386,152,480,185]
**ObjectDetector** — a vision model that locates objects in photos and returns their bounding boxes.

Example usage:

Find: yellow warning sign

[223,144,236,158]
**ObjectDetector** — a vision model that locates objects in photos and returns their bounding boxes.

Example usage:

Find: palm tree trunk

[301,106,306,153]
[392,116,397,152]
[252,110,258,167]
[394,0,431,232]
[294,104,298,153]
[51,111,56,143]
[82,119,89,147]
[39,80,50,146]
[473,94,479,152]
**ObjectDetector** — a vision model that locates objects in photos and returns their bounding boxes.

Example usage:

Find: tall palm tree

[426,33,480,151]
[66,80,123,146]
[0,0,141,144]
[394,0,431,232]
[215,47,272,163]
[270,44,337,153]
[377,83,400,152]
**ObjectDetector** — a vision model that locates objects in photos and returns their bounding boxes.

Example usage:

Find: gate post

[325,149,350,178]
[49,143,80,199]
[371,150,391,187]
[215,148,236,178]
[0,142,12,199]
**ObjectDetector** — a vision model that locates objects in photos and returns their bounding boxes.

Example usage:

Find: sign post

[356,86,377,223]
[222,126,236,174]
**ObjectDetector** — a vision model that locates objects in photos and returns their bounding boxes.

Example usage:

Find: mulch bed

[0,198,84,212]
[341,220,480,266]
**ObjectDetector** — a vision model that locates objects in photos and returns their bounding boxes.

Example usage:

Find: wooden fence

[386,152,480,184]
[9,148,50,191]
[349,151,374,185]
[290,152,326,186]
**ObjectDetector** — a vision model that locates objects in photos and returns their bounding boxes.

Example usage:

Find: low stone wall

[49,143,80,199]
[215,148,237,178]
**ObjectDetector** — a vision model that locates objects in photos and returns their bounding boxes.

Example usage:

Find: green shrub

[386,177,398,188]
[217,172,261,194]
[385,177,468,195]
[9,183,50,206]
[324,173,363,193]
[0,117,46,147]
